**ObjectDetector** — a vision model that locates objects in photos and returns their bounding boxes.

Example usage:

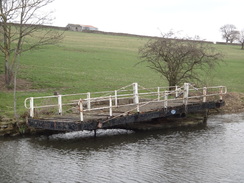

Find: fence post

[157,87,160,101]
[183,83,189,105]
[87,92,91,111]
[133,82,139,104]
[219,87,223,100]
[109,95,113,116]
[30,97,34,118]
[175,85,178,98]
[58,95,62,115]
[114,90,118,107]
[136,101,140,112]
[203,87,207,102]
[79,99,84,122]
[164,91,168,108]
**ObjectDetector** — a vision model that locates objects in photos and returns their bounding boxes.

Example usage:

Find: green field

[0,31,244,117]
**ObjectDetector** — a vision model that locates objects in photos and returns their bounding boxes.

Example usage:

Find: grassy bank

[0,31,244,118]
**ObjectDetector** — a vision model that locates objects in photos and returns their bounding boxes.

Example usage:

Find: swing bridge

[24,83,227,132]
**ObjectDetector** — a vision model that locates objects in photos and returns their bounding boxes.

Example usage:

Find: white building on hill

[66,24,98,31]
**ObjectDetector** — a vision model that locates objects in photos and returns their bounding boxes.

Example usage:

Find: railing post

[30,97,34,118]
[183,83,189,105]
[164,91,168,108]
[109,95,113,116]
[79,99,84,122]
[203,87,207,102]
[114,90,118,107]
[175,85,178,98]
[157,87,160,101]
[219,87,223,100]
[137,100,140,113]
[58,95,62,115]
[87,92,91,110]
[133,82,139,104]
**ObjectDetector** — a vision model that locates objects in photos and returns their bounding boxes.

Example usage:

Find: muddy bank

[220,92,244,114]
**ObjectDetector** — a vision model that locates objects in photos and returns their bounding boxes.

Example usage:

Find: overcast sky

[50,0,244,42]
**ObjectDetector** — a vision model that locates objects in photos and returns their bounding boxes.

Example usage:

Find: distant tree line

[220,24,244,49]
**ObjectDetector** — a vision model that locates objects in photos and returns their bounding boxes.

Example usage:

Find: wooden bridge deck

[25,83,226,132]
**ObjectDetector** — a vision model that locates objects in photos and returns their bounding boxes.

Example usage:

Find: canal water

[1,113,244,183]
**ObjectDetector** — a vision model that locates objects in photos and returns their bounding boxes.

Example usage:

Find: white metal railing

[24,83,227,122]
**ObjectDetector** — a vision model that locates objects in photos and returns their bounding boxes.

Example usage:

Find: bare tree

[0,0,63,120]
[229,30,240,43]
[238,29,244,49]
[0,0,63,88]
[138,32,223,87]
[220,24,238,43]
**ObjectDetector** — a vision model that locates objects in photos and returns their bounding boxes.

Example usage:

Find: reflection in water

[0,113,244,183]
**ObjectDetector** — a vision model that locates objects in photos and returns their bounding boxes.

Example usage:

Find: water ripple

[0,113,244,182]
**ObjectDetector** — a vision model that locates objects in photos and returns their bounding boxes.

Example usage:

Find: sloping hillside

[0,30,244,118]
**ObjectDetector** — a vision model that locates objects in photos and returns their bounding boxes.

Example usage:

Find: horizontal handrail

[24,83,227,121]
